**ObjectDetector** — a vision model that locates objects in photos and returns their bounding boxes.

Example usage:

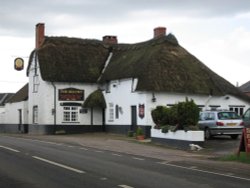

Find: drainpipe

[51,82,57,134]
[205,95,212,110]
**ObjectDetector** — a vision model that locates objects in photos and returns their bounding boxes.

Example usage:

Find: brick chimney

[154,27,166,38]
[36,23,45,49]
[102,35,118,45]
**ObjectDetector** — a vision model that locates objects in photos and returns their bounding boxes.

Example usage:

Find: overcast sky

[1,0,250,92]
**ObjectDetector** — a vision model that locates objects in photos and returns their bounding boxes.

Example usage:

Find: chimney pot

[154,27,166,38]
[36,23,45,49]
[102,35,118,44]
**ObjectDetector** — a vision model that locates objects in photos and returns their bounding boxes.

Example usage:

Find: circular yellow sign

[14,58,24,70]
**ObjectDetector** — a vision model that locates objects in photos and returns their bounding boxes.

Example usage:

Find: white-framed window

[33,75,39,93]
[63,106,79,122]
[108,103,114,122]
[33,105,38,124]
[229,106,244,116]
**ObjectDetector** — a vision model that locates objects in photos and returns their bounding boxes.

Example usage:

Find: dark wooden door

[131,106,137,131]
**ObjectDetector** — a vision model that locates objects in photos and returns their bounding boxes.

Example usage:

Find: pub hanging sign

[58,88,84,101]
[14,57,24,71]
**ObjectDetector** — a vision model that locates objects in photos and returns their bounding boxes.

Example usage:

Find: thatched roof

[26,33,250,103]
[83,89,106,108]
[99,34,250,102]
[240,81,250,92]
[28,37,109,83]
[6,84,28,103]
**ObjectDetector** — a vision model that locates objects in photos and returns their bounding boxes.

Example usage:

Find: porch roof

[82,89,106,108]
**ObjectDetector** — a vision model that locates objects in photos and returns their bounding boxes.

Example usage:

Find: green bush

[151,106,171,126]
[151,98,200,130]
[161,125,170,133]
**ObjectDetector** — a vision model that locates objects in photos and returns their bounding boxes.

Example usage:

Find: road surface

[0,135,249,188]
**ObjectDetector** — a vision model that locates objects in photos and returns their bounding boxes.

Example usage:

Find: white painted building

[0,86,28,133]
[1,23,250,136]
[101,78,250,136]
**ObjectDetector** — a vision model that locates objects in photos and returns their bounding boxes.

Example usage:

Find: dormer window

[131,78,138,92]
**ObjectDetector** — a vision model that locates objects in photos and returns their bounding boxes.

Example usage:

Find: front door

[131,106,137,132]
[18,109,22,132]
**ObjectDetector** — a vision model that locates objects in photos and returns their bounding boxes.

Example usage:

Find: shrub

[161,125,170,133]
[151,106,171,126]
[151,98,200,130]
[176,98,200,128]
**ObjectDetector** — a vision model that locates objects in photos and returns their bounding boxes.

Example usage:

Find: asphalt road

[0,135,250,188]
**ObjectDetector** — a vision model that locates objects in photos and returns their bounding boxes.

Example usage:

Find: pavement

[5,132,250,178]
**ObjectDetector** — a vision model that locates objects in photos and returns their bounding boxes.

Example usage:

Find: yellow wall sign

[14,58,24,71]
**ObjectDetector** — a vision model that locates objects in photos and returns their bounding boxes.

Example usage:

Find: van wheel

[230,135,239,140]
[204,128,212,140]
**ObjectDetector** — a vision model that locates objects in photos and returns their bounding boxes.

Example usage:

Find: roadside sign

[237,128,250,158]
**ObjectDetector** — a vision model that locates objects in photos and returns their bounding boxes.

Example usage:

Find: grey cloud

[1,0,250,36]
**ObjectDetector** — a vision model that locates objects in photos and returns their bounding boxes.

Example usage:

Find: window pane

[63,106,78,122]
[33,106,38,123]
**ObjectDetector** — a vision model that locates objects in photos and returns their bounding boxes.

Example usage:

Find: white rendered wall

[4,101,28,124]
[103,78,147,126]
[104,78,250,127]
[28,53,101,125]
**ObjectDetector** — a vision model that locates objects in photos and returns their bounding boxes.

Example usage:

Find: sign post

[237,128,250,159]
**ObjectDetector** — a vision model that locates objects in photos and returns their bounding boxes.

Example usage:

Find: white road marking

[132,157,144,161]
[32,156,85,174]
[112,153,122,157]
[190,166,197,169]
[100,177,108,180]
[95,150,104,153]
[118,185,134,188]
[0,145,20,153]
[159,162,250,181]
[79,147,88,150]
[6,136,62,146]
[157,161,172,164]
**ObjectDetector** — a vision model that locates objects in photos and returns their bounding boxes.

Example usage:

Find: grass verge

[220,152,250,164]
